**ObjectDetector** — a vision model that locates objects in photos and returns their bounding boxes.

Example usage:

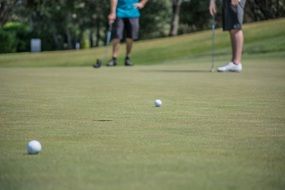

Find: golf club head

[93,59,102,68]
[93,23,112,69]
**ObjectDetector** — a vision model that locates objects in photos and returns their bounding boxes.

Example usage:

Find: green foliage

[0,28,16,53]
[246,0,285,21]
[81,30,91,49]
[140,0,172,39]
[22,0,107,51]
[2,22,31,53]
[179,1,213,33]
[1,0,285,52]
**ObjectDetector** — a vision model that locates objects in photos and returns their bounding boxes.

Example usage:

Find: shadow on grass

[93,119,113,122]
[141,69,211,73]
[23,153,40,156]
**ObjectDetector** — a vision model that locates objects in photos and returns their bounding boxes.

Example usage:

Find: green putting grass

[0,56,285,190]
[0,18,285,190]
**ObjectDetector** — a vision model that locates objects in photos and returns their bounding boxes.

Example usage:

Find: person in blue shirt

[107,0,148,66]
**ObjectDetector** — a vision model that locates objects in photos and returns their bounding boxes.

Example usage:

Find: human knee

[230,29,242,35]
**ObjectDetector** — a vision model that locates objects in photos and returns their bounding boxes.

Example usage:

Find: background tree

[22,0,109,50]
[0,0,18,26]
[140,0,171,39]
[246,0,285,21]
[0,0,284,53]
[179,0,214,34]
[169,0,183,36]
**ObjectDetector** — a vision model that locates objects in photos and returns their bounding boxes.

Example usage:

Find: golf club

[210,16,216,72]
[93,23,113,68]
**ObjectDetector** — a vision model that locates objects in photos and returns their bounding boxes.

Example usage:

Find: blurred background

[0,0,284,53]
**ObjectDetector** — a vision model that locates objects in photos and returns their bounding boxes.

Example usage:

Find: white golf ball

[27,140,42,154]
[154,99,162,107]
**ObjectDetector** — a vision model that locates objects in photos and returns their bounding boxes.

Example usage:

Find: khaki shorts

[222,0,246,30]
[112,18,139,40]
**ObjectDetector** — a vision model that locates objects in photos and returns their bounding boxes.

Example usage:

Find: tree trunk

[66,29,72,49]
[169,0,182,36]
[52,32,60,50]
[0,1,16,27]
[95,17,101,47]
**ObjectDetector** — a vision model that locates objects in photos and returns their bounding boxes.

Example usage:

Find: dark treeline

[0,0,284,53]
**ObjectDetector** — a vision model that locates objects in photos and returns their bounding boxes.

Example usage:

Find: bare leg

[126,38,133,57]
[230,29,244,64]
[112,39,120,58]
[229,31,236,62]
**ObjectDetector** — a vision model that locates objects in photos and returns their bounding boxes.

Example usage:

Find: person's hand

[231,0,240,6]
[209,1,217,16]
[134,2,145,9]
[108,12,116,23]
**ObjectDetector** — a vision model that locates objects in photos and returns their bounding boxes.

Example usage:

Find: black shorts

[222,0,246,31]
[112,18,139,40]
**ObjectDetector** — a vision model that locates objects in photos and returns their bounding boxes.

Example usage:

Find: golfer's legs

[230,29,244,64]
[124,18,139,57]
[126,38,133,57]
[222,0,246,64]
[111,18,124,58]
[112,39,120,58]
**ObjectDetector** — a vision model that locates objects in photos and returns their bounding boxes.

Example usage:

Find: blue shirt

[117,0,140,18]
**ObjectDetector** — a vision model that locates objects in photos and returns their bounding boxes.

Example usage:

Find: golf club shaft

[101,23,113,61]
[211,16,216,72]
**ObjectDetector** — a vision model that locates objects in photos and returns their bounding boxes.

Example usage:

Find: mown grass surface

[0,19,285,190]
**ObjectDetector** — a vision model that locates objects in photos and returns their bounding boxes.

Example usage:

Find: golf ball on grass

[27,140,42,154]
[154,99,162,107]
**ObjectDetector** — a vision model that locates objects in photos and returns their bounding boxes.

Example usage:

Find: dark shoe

[125,57,133,66]
[107,58,117,67]
[93,59,102,68]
